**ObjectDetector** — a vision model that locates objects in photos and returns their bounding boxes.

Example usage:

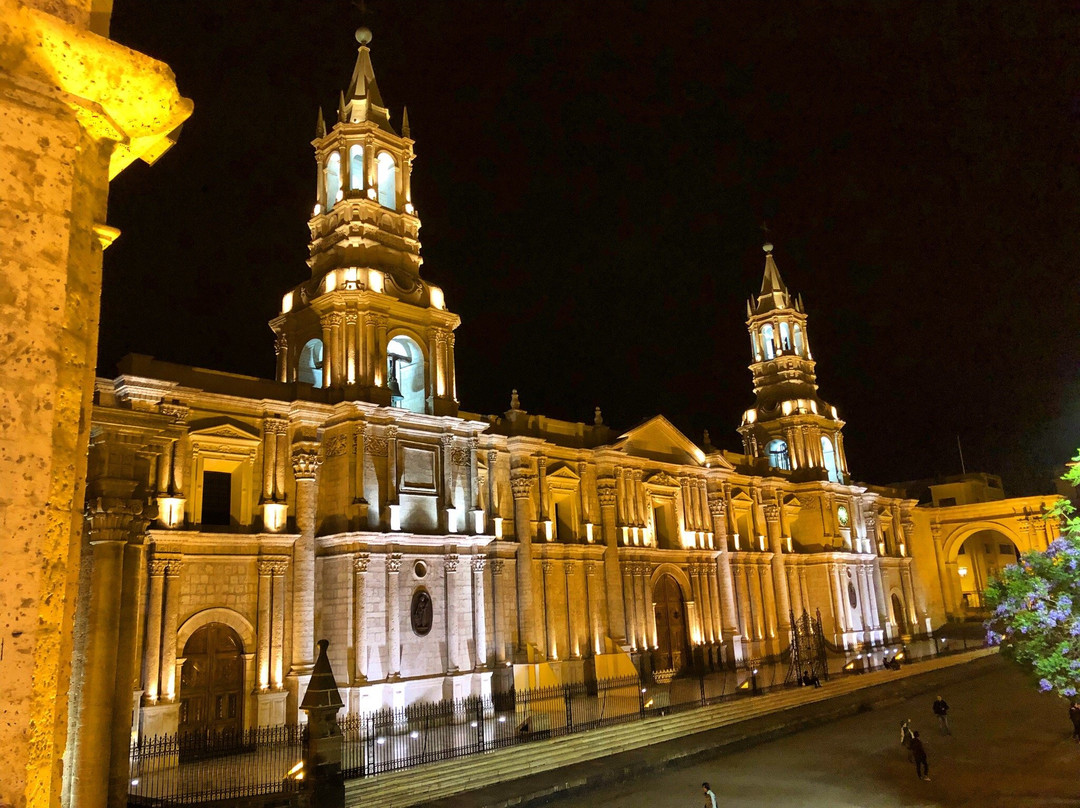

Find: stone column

[541,561,558,659]
[763,503,792,644]
[829,564,848,644]
[353,554,370,682]
[271,561,287,688]
[441,435,455,533]
[290,443,321,682]
[583,562,599,656]
[632,469,645,531]
[274,333,289,382]
[642,564,656,650]
[468,437,481,533]
[564,561,580,658]
[472,558,488,668]
[373,313,389,388]
[708,497,742,664]
[929,522,952,620]
[621,562,639,651]
[257,560,274,689]
[760,564,778,642]
[159,560,183,703]
[344,312,358,384]
[597,479,627,644]
[363,312,376,386]
[320,315,334,388]
[871,557,890,638]
[746,562,765,642]
[445,554,460,673]
[490,560,507,664]
[385,426,399,517]
[387,553,402,677]
[511,471,539,652]
[901,563,920,630]
[142,559,167,702]
[856,564,873,638]
[705,562,721,647]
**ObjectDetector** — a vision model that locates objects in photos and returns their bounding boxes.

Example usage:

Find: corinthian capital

[291,442,321,480]
[510,472,535,500]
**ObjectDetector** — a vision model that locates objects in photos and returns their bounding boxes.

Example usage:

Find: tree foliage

[985,458,1080,698]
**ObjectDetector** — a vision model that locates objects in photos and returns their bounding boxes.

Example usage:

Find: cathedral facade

[70,38,1036,791]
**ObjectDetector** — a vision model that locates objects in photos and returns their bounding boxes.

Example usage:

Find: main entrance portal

[178,622,245,736]
[652,574,689,672]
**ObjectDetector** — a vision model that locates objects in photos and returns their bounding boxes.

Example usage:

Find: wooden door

[178,623,245,737]
[652,574,689,671]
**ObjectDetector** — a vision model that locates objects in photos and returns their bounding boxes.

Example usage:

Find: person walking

[1068,702,1080,742]
[910,731,930,781]
[702,782,718,808]
[900,718,915,762]
[932,695,951,735]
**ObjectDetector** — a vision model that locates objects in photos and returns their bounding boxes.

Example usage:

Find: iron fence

[128,642,983,800]
[128,724,303,805]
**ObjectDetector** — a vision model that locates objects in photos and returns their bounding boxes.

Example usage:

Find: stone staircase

[346,649,993,808]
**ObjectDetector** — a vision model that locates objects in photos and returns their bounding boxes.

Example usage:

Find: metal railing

[129,640,986,800]
[128,724,303,805]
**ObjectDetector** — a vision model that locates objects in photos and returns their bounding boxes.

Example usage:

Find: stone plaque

[411,588,433,636]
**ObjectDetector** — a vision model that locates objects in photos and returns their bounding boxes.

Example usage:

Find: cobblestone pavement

[553,658,1076,808]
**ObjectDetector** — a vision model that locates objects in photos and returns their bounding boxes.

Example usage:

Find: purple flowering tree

[985,460,1080,698]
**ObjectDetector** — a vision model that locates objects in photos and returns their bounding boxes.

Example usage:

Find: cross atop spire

[343,27,395,133]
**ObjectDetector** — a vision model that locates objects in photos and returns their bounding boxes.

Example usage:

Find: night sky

[102,1,1080,495]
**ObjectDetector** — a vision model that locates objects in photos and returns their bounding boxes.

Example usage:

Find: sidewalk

[348,648,995,808]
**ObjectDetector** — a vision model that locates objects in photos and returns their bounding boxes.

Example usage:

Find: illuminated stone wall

[0,3,189,807]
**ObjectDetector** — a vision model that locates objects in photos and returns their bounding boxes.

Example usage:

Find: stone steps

[346,649,993,808]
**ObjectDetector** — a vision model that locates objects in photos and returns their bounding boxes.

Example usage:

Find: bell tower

[269,28,460,416]
[737,242,849,482]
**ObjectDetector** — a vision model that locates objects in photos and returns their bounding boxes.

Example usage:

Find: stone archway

[953,530,1021,611]
[890,592,910,636]
[652,574,690,672]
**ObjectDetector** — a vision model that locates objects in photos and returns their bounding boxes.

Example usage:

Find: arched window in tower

[349,144,364,190]
[793,323,804,357]
[779,321,791,353]
[766,439,791,471]
[325,152,341,208]
[387,335,426,413]
[377,151,397,209]
[298,338,325,388]
[821,435,841,483]
[761,323,776,360]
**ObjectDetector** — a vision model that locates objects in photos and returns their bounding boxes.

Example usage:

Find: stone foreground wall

[0,3,190,807]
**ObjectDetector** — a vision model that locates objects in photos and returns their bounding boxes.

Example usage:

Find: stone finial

[703,429,713,449]
[510,389,521,411]
[300,639,344,711]
[594,406,603,426]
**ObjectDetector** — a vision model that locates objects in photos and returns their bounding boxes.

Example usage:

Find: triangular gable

[612,415,715,467]
[188,417,260,443]
[545,462,581,481]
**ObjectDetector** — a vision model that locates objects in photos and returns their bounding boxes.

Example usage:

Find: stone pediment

[188,417,261,444]
[545,463,581,481]
[613,415,732,468]
[645,471,681,488]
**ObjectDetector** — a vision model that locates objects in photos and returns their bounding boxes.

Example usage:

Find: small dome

[355,26,373,45]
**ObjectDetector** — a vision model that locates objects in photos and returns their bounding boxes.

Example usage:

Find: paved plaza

[552,658,1075,808]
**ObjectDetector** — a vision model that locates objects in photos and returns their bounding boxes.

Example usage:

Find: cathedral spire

[343,27,394,133]
[751,242,793,315]
[315,106,326,138]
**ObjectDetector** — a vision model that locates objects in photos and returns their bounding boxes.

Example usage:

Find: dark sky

[103,1,1080,495]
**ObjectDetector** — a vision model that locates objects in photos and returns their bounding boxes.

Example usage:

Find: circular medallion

[837,505,850,527]
[410,589,433,636]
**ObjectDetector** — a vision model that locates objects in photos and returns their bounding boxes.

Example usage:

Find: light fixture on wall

[157,496,185,529]
[262,502,288,533]
[584,523,594,543]
[492,516,504,539]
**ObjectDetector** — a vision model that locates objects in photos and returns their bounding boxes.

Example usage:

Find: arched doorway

[179,622,245,736]
[891,593,910,636]
[652,574,689,672]
[956,530,1021,611]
